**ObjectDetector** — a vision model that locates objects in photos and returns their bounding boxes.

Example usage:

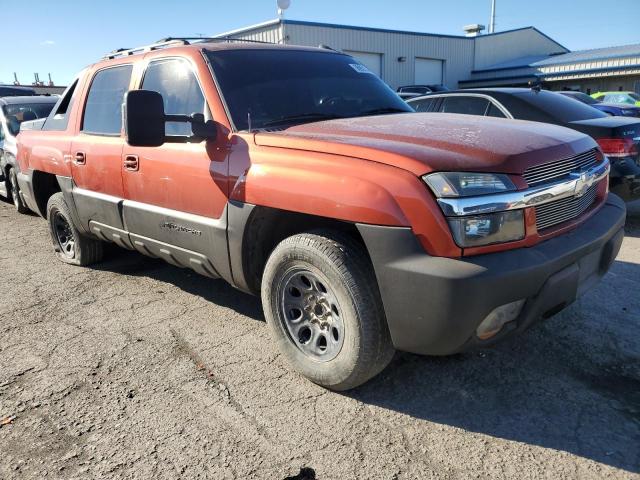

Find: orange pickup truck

[15,38,626,390]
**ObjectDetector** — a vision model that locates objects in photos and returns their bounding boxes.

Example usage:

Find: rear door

[70,64,133,237]
[121,56,229,278]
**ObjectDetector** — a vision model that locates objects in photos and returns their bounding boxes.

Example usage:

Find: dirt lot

[0,198,638,480]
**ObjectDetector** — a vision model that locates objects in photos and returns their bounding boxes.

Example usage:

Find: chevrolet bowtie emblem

[573,171,591,198]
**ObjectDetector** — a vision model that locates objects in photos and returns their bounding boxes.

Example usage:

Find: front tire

[46,192,104,266]
[261,230,394,391]
[8,168,28,214]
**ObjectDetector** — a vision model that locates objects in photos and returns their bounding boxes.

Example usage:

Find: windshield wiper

[261,113,345,127]
[357,107,411,117]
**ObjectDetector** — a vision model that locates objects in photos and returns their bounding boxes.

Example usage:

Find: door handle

[123,154,139,172]
[74,151,86,165]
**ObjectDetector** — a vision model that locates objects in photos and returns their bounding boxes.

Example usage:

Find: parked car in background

[397,84,449,99]
[408,88,640,201]
[558,90,640,117]
[16,40,625,390]
[592,91,640,107]
[0,85,36,97]
[0,95,57,212]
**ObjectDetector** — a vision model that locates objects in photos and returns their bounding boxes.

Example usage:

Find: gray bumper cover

[357,194,626,356]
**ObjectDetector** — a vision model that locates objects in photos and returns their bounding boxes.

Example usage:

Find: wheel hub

[280,269,344,362]
[53,212,76,259]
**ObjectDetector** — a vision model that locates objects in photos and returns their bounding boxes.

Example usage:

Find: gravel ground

[0,198,638,480]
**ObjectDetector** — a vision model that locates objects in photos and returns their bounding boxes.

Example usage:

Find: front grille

[535,184,598,231]
[523,149,599,186]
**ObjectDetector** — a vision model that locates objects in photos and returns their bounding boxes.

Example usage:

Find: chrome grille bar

[535,184,598,230]
[523,149,599,186]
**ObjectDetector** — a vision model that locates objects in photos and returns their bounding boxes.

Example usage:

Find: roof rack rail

[102,36,277,60]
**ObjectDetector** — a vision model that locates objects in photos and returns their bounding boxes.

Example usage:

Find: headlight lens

[423,172,516,198]
[448,210,525,248]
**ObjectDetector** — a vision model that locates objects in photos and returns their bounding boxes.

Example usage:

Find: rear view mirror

[124,90,165,147]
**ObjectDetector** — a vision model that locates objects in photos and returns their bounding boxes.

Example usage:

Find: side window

[141,58,206,136]
[486,103,507,118]
[82,65,133,135]
[43,79,79,131]
[440,96,490,116]
[411,99,435,112]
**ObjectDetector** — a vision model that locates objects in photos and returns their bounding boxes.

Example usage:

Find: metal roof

[532,43,640,66]
[0,95,58,105]
[215,18,561,43]
[472,55,552,72]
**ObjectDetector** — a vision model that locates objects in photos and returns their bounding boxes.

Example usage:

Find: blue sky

[2,0,637,86]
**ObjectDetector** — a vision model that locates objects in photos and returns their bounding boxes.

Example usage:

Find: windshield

[206,49,412,131]
[515,90,607,122]
[3,103,55,135]
[564,92,598,105]
[630,93,640,101]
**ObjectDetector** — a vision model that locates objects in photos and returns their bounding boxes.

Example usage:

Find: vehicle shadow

[91,244,639,472]
[346,259,640,473]
[93,245,265,322]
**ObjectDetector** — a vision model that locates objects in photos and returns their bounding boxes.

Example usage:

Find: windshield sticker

[349,63,373,74]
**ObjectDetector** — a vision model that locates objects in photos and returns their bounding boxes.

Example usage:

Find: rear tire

[8,168,28,214]
[261,230,394,391]
[46,192,103,266]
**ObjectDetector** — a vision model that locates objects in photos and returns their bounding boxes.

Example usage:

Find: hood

[254,113,596,176]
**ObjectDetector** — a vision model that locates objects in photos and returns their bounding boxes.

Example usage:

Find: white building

[215,19,640,94]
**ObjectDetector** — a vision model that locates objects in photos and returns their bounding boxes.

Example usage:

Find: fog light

[476,299,525,340]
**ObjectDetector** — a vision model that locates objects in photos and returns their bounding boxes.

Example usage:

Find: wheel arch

[228,202,368,295]
[31,170,62,217]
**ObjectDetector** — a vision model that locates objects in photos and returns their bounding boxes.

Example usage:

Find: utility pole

[489,0,496,34]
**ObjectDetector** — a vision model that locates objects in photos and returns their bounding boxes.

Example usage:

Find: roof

[0,95,58,105]
[216,18,560,44]
[0,85,35,92]
[472,54,554,73]
[532,43,640,66]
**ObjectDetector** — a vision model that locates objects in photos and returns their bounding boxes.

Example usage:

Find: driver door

[121,57,229,278]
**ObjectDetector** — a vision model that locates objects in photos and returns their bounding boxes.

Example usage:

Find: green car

[591,91,640,106]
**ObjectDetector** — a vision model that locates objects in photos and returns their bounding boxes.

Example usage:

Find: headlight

[448,210,525,248]
[423,172,516,198]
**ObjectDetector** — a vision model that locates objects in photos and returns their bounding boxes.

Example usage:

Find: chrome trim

[437,159,609,217]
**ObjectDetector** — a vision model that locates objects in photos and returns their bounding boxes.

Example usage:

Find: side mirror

[190,113,217,141]
[124,90,166,147]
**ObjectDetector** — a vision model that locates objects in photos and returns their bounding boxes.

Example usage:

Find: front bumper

[357,194,626,356]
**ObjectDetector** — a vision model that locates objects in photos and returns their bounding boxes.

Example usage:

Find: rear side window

[44,79,79,131]
[411,98,436,112]
[141,58,206,136]
[439,96,489,116]
[515,90,607,122]
[82,65,133,135]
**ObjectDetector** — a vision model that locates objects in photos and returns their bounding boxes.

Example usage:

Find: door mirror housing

[189,113,217,141]
[124,90,165,147]
[124,90,218,146]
